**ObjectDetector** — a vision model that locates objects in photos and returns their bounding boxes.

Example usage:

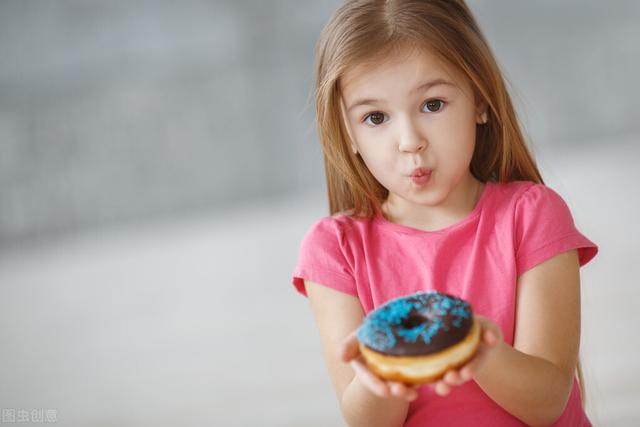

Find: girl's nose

[398,120,427,153]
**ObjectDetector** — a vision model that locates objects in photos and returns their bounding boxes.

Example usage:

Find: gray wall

[1,0,638,245]
[471,1,640,144]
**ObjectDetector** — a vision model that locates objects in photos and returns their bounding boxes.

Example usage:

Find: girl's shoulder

[492,179,537,199]
[316,209,370,231]
[499,180,583,240]
[301,209,374,247]
[490,180,567,210]
[473,180,576,232]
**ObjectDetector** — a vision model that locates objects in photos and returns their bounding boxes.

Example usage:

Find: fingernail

[486,331,494,343]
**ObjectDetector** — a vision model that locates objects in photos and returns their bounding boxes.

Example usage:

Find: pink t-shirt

[292,180,598,426]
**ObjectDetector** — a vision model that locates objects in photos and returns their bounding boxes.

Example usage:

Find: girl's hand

[432,315,504,396]
[339,330,420,402]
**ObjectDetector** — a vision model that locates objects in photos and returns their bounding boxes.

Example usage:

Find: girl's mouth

[410,169,432,185]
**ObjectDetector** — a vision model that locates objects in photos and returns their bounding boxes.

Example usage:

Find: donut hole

[401,314,426,329]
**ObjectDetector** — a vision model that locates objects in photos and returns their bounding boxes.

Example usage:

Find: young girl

[291,1,598,426]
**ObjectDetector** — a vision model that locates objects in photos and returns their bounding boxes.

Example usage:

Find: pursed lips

[409,167,432,177]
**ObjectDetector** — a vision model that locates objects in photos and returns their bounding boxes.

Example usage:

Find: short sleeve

[292,217,357,298]
[514,183,598,277]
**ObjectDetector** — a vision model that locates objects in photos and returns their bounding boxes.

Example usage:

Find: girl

[291,1,598,426]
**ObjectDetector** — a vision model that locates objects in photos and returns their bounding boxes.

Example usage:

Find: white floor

[0,138,638,426]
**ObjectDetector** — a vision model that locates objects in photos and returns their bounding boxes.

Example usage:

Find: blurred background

[0,0,638,425]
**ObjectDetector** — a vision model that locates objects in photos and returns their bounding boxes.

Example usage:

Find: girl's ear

[476,106,488,124]
[475,99,489,124]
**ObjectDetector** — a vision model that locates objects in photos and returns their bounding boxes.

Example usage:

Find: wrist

[342,375,410,427]
[349,374,393,401]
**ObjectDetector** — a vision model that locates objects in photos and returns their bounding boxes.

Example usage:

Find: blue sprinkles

[356,291,471,352]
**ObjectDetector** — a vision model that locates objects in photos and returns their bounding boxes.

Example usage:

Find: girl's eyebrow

[346,78,456,113]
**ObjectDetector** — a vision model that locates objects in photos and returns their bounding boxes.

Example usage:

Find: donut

[356,291,481,385]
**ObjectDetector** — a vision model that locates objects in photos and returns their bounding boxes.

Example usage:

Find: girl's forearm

[341,376,410,427]
[474,341,574,426]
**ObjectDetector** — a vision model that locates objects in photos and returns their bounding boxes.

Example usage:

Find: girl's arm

[304,280,416,427]
[437,249,582,426]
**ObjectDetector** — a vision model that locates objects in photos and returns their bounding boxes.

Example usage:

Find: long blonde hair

[312,0,586,407]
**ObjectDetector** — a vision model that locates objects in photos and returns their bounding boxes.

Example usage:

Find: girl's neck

[381,175,484,232]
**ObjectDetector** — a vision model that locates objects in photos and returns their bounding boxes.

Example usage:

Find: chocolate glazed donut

[356,291,481,384]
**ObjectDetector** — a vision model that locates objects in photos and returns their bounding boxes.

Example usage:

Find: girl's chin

[392,189,443,207]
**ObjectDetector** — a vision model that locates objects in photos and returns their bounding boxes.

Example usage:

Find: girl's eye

[364,112,386,126]
[423,99,445,112]
[362,99,445,126]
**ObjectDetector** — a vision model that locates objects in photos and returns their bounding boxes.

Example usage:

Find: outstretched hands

[338,315,503,399]
[339,329,420,402]
[430,315,503,396]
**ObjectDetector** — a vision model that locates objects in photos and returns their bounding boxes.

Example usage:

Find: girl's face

[339,46,487,220]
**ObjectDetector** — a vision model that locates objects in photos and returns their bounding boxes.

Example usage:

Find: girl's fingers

[476,315,503,346]
[389,381,418,401]
[485,329,497,345]
[456,316,503,381]
[460,346,489,380]
[350,358,390,397]
[482,326,499,346]
[341,334,400,399]
[350,358,420,401]
[443,369,464,386]
[339,332,360,362]
[434,380,451,396]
